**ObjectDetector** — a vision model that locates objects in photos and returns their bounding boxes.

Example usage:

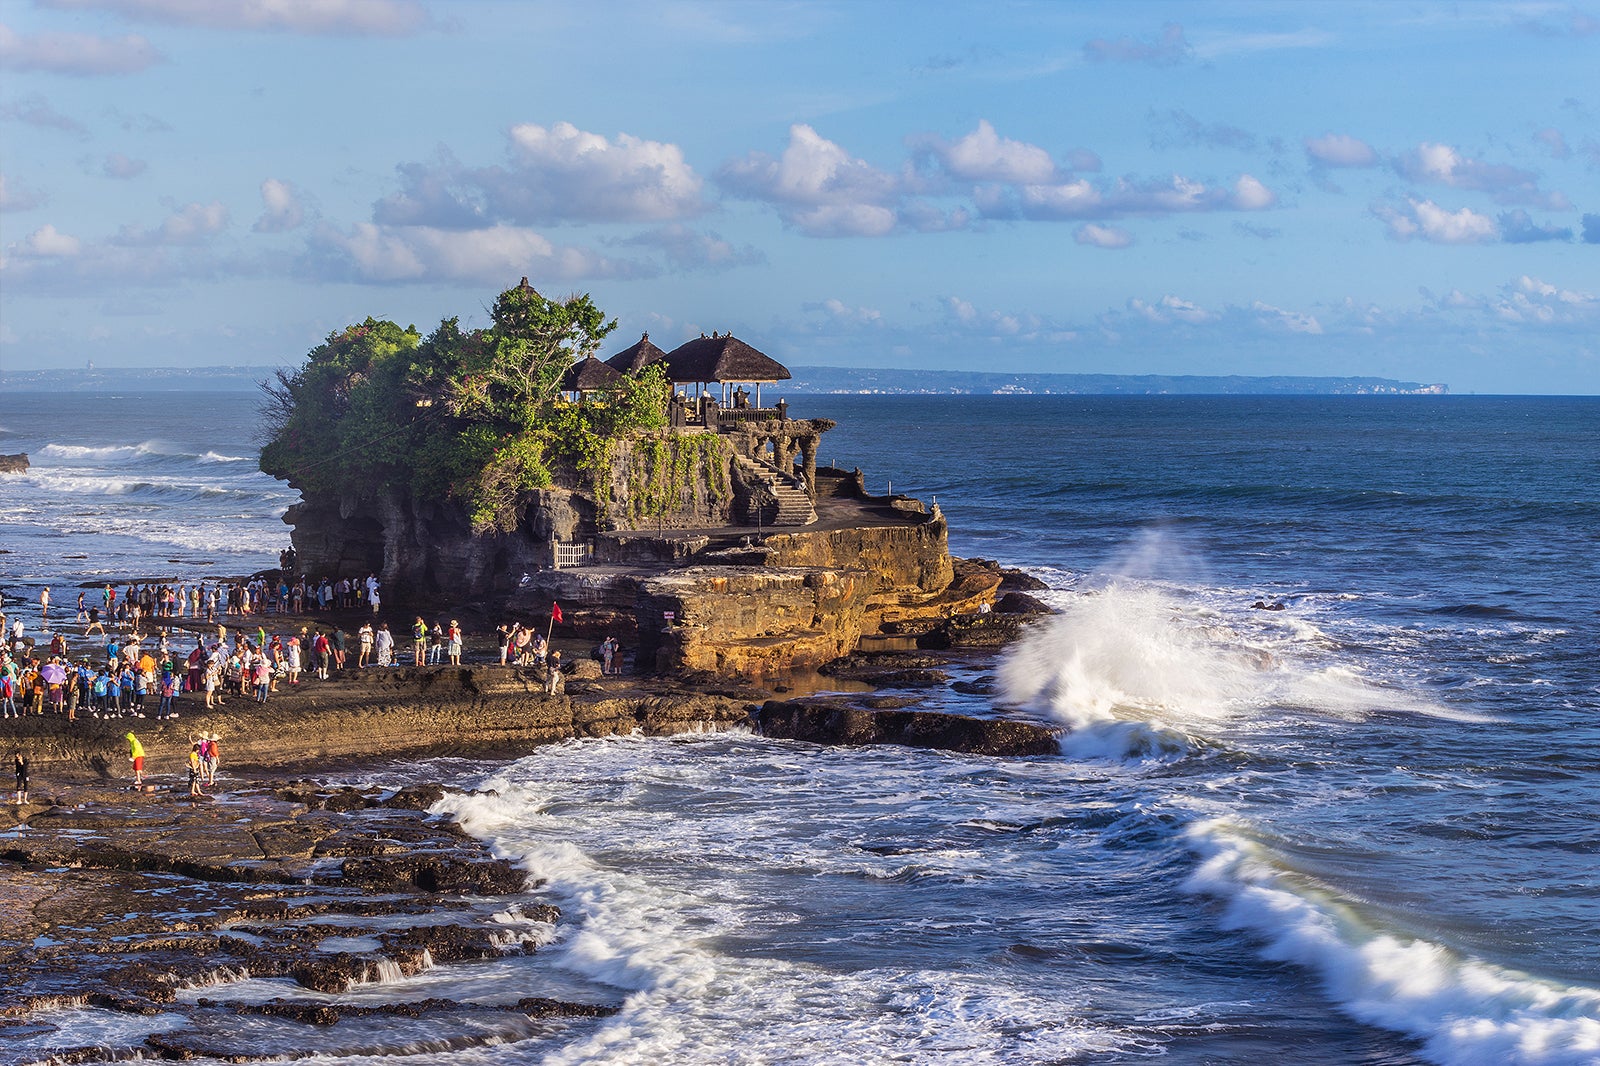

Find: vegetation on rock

[260,281,669,532]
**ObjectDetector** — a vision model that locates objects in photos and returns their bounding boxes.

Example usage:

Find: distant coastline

[0,364,1448,396]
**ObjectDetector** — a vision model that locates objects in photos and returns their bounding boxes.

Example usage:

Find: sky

[1,1,1598,393]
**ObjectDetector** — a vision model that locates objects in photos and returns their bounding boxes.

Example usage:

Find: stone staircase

[734,455,816,526]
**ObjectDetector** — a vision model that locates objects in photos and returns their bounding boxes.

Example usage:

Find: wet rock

[380,783,447,811]
[996,591,1052,614]
[758,699,1061,757]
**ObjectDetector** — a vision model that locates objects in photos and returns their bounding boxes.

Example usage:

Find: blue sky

[2,1,1597,393]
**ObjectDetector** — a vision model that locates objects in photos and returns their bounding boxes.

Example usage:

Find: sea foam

[1186,818,1600,1066]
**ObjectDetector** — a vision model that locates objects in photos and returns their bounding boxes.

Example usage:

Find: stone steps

[734,455,816,526]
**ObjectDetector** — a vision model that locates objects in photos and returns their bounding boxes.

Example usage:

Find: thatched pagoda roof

[604,332,670,374]
[661,333,791,385]
[559,354,625,393]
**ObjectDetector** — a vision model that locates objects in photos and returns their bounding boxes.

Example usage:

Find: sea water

[2,392,1596,1065]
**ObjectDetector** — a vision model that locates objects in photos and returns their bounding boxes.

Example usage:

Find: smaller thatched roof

[662,333,791,385]
[559,355,625,394]
[605,332,670,374]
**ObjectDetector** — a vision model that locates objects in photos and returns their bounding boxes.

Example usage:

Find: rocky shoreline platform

[2,615,1058,1063]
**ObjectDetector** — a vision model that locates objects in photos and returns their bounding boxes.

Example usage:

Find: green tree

[260,279,664,535]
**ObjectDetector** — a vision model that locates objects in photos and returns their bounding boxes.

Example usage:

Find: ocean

[2,391,1597,1065]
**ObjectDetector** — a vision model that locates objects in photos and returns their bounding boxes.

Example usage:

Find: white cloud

[920,120,1057,184]
[1379,198,1498,243]
[803,298,883,327]
[38,0,431,36]
[114,201,228,246]
[1074,223,1132,249]
[1251,300,1323,334]
[1131,294,1214,324]
[308,223,650,284]
[377,123,705,228]
[1495,275,1597,323]
[254,178,306,233]
[14,223,82,257]
[719,124,908,237]
[0,22,163,75]
[1305,133,1378,168]
[1395,141,1565,208]
[506,122,703,220]
[1232,174,1275,210]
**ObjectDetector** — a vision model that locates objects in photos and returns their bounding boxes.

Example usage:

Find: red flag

[551,602,563,624]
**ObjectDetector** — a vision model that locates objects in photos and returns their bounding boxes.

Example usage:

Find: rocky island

[264,278,1008,677]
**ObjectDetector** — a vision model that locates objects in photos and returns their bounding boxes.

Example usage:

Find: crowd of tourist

[3,578,630,795]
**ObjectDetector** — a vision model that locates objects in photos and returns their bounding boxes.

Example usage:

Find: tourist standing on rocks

[187,743,204,797]
[358,622,374,668]
[202,733,220,786]
[39,586,50,626]
[546,650,562,695]
[375,623,394,666]
[412,617,427,666]
[126,731,145,788]
[447,620,463,666]
[13,749,28,804]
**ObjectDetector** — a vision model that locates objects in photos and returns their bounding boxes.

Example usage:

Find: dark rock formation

[0,452,28,473]
[757,699,1061,757]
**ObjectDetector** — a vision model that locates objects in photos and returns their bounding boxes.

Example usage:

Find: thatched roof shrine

[662,333,791,386]
[605,332,670,375]
[559,354,625,395]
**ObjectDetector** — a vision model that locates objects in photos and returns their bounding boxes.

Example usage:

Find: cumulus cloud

[719,124,910,237]
[0,22,163,75]
[1232,174,1275,210]
[802,298,883,328]
[113,201,228,246]
[985,171,1276,221]
[0,174,48,211]
[102,153,147,179]
[376,124,706,228]
[0,94,89,135]
[1394,141,1566,207]
[1084,22,1189,65]
[306,222,652,285]
[615,224,765,272]
[1305,132,1378,168]
[1498,209,1572,243]
[254,178,306,233]
[1074,223,1132,249]
[913,119,1057,184]
[13,223,82,257]
[1377,198,1498,243]
[38,0,431,36]
[1251,300,1323,333]
[1130,294,1214,324]
[1493,275,1597,324]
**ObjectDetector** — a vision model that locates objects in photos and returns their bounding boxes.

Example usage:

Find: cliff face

[281,444,995,676]
[286,487,592,602]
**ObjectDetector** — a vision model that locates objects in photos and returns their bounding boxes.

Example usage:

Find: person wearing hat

[447,620,462,666]
[202,733,220,786]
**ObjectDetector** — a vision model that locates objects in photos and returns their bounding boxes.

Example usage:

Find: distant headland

[0,364,1446,396]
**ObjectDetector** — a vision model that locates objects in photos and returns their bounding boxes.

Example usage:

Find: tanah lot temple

[285,321,1001,676]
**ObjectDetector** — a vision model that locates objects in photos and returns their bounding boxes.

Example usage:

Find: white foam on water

[1185,818,1600,1066]
[432,761,1146,1065]
[998,573,1482,763]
